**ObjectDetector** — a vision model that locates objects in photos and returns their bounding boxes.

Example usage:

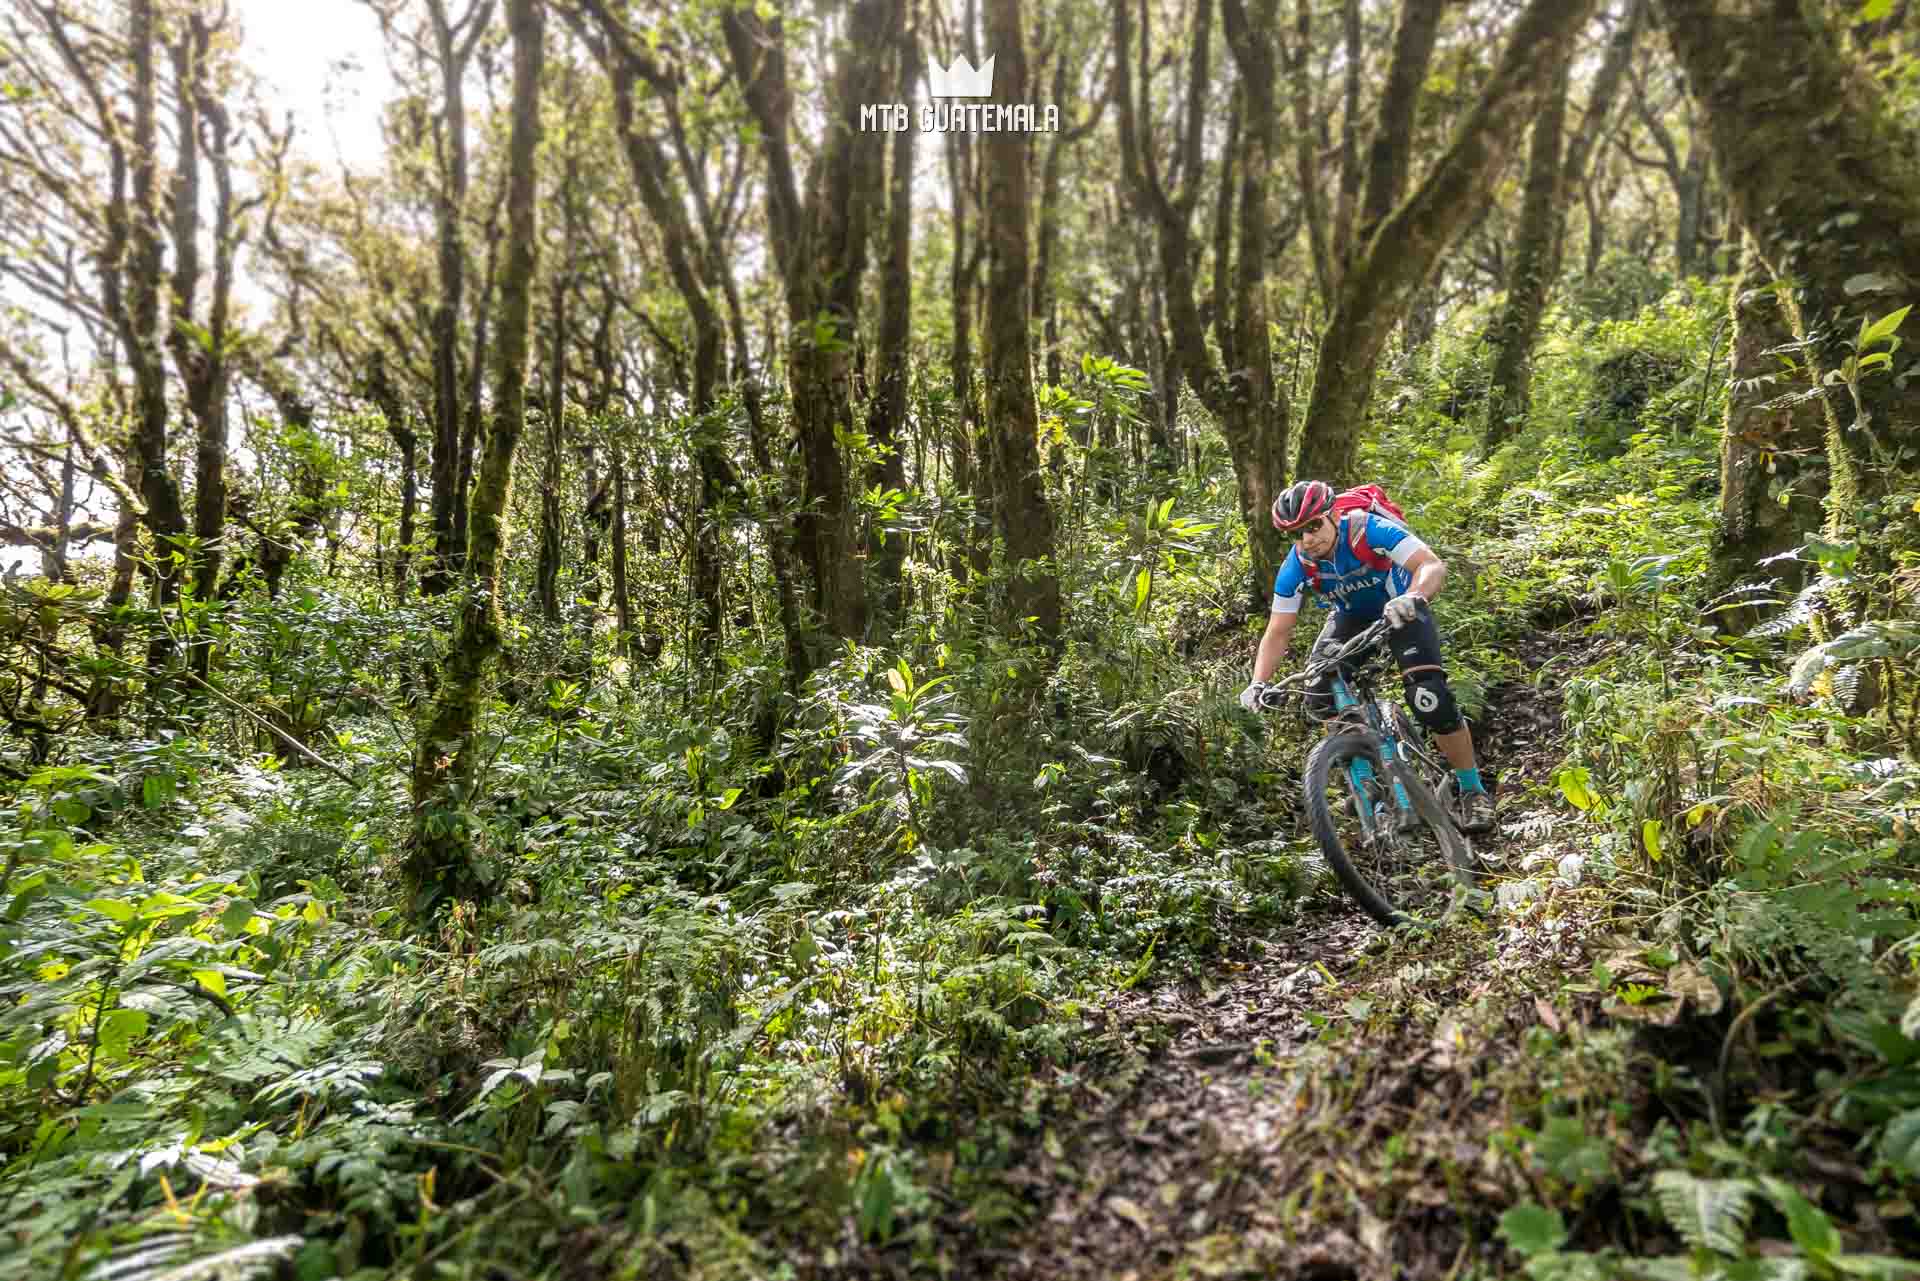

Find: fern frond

[151,1237,302,1281]
[1831,662,1864,710]
[1752,579,1827,639]
[86,1235,300,1281]
[1650,1170,1755,1255]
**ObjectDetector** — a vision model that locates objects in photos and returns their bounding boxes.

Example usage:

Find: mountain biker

[1239,479,1496,834]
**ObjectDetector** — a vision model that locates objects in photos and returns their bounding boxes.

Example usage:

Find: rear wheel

[1304,731,1477,926]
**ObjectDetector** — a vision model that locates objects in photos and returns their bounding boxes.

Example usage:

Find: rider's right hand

[1239,681,1268,713]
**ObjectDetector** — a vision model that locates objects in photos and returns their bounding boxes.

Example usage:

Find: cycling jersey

[1270,512,1430,618]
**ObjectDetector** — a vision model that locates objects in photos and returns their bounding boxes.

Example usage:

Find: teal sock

[1454,766,1485,795]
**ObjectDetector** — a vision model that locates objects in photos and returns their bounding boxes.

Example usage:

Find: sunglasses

[1290,517,1331,543]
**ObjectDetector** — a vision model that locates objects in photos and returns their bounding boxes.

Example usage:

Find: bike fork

[1348,748,1414,840]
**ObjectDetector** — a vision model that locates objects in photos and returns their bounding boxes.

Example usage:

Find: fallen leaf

[1665,962,1724,1016]
[1107,1195,1152,1233]
[1535,997,1562,1032]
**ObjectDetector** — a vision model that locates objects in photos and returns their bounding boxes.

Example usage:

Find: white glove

[1239,681,1268,713]
[1383,592,1426,629]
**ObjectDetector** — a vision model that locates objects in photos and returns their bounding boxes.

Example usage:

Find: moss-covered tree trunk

[723,0,894,657]
[1293,0,1599,487]
[982,0,1063,646]
[119,0,188,667]
[1484,61,1569,447]
[1658,0,1920,532]
[1114,0,1290,608]
[367,350,419,603]
[421,0,493,597]
[1220,0,1289,608]
[406,0,541,917]
[1714,232,1829,582]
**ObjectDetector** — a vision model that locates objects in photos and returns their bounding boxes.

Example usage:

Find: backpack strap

[1345,509,1395,572]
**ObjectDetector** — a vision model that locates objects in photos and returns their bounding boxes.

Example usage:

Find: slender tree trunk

[421,0,495,596]
[407,0,540,916]
[610,444,632,660]
[165,16,237,623]
[1329,0,1363,280]
[1221,0,1289,607]
[369,350,418,601]
[123,0,188,668]
[1359,0,1447,239]
[722,0,891,654]
[866,16,914,626]
[1554,0,1642,281]
[537,273,567,623]
[455,191,503,569]
[1484,61,1570,446]
[1116,0,1288,605]
[89,453,142,722]
[1290,0,1334,304]
[982,0,1061,646]
[947,124,988,578]
[1295,0,1600,486]
[1713,232,1827,580]
[1674,137,1707,278]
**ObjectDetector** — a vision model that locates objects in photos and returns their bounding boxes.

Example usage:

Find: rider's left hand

[1383,592,1425,629]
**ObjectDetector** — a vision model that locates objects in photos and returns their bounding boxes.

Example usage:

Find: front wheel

[1304,731,1478,926]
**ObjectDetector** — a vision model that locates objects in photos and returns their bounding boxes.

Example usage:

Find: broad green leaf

[1759,1176,1840,1259]
[1535,1115,1612,1186]
[219,898,256,936]
[1643,819,1664,863]
[1861,0,1894,20]
[1133,568,1151,614]
[83,897,136,924]
[98,1007,148,1059]
[1879,1109,1920,1179]
[193,969,228,999]
[1557,767,1596,812]
[1498,1203,1567,1257]
[1858,303,1912,350]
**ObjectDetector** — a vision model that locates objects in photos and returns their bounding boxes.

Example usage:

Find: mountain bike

[1259,618,1479,925]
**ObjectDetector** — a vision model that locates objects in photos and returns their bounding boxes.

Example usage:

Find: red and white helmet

[1270,479,1334,531]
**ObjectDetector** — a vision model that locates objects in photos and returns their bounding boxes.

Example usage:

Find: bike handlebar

[1256,618,1392,710]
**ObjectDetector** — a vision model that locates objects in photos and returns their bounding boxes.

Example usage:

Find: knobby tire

[1304,730,1477,927]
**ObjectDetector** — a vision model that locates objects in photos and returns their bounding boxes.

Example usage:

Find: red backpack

[1299,484,1408,592]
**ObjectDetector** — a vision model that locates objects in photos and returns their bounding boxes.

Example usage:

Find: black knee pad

[1405,670,1461,734]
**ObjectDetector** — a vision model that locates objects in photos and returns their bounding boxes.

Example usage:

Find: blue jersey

[1270,512,1429,619]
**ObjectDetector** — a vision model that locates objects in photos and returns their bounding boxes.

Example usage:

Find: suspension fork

[1334,679,1412,825]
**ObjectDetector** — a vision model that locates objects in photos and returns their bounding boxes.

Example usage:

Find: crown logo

[928,53,994,97]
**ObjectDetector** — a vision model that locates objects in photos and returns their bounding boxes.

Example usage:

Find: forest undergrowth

[5,285,1920,1281]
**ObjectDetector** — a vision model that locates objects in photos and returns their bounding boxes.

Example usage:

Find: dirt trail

[950,635,1598,1281]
